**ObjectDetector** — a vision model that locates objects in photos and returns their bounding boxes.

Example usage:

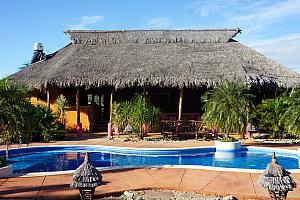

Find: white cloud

[244,33,300,72]
[147,17,172,29]
[69,15,104,30]
[190,0,238,17]
[185,0,300,33]
[231,0,300,30]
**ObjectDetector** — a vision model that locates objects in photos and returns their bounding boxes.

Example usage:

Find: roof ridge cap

[65,29,241,44]
[65,28,241,33]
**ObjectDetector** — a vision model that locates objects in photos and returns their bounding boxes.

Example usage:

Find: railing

[160,113,201,121]
[160,120,204,140]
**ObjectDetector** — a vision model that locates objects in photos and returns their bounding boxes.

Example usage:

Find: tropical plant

[252,92,288,139]
[111,94,160,140]
[279,89,300,136]
[18,103,37,145]
[31,105,64,142]
[146,105,160,132]
[120,101,133,126]
[202,81,254,139]
[0,78,65,157]
[111,102,124,133]
[55,94,68,127]
[0,78,29,157]
[132,95,148,139]
[0,156,7,168]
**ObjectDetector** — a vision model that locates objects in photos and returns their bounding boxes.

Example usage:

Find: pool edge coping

[2,144,300,177]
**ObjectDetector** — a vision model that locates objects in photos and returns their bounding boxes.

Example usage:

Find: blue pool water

[1,146,299,174]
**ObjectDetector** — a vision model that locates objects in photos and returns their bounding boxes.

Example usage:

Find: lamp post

[71,153,102,200]
[258,152,296,200]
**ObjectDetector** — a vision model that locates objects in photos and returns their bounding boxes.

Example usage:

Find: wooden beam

[109,88,114,123]
[76,87,80,124]
[46,89,50,109]
[178,86,184,121]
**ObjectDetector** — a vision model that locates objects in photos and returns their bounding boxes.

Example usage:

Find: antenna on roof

[30,43,46,64]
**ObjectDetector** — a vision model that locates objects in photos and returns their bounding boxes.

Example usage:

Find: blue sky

[1,0,300,78]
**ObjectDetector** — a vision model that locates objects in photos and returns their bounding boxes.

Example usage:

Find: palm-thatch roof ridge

[71,153,102,188]
[10,29,300,89]
[64,29,241,44]
[258,152,296,192]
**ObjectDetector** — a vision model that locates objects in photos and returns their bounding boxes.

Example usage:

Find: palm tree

[253,95,286,139]
[280,89,300,136]
[202,81,254,139]
[0,78,29,157]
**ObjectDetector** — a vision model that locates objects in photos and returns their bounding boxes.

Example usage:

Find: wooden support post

[76,87,80,124]
[143,83,147,104]
[109,88,114,123]
[91,94,95,103]
[178,86,184,121]
[46,89,50,109]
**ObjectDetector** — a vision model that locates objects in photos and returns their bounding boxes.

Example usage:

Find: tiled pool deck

[1,133,299,199]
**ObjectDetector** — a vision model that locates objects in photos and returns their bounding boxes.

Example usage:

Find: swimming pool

[1,145,299,175]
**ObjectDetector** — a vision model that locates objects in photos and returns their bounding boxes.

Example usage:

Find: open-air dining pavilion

[9,29,300,133]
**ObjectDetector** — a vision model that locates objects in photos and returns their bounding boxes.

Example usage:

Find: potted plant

[202,81,254,151]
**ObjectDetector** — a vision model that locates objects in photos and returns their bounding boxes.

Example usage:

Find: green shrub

[146,105,160,132]
[31,105,64,142]
[111,94,160,139]
[252,91,288,139]
[219,136,237,142]
[133,127,140,134]
[111,102,127,132]
[0,78,64,156]
[0,157,7,168]
[0,78,31,157]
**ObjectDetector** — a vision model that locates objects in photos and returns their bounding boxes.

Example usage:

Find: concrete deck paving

[2,168,300,199]
[1,133,300,199]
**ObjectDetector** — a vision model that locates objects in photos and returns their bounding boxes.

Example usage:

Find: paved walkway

[1,133,300,199]
[1,168,300,199]
[1,132,297,150]
[0,133,215,149]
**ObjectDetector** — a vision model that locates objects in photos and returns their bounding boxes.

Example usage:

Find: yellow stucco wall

[30,90,91,132]
[30,96,47,107]
[65,106,90,132]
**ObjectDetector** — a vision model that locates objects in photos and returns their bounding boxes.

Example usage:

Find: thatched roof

[10,29,300,89]
[71,153,102,188]
[258,152,296,192]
